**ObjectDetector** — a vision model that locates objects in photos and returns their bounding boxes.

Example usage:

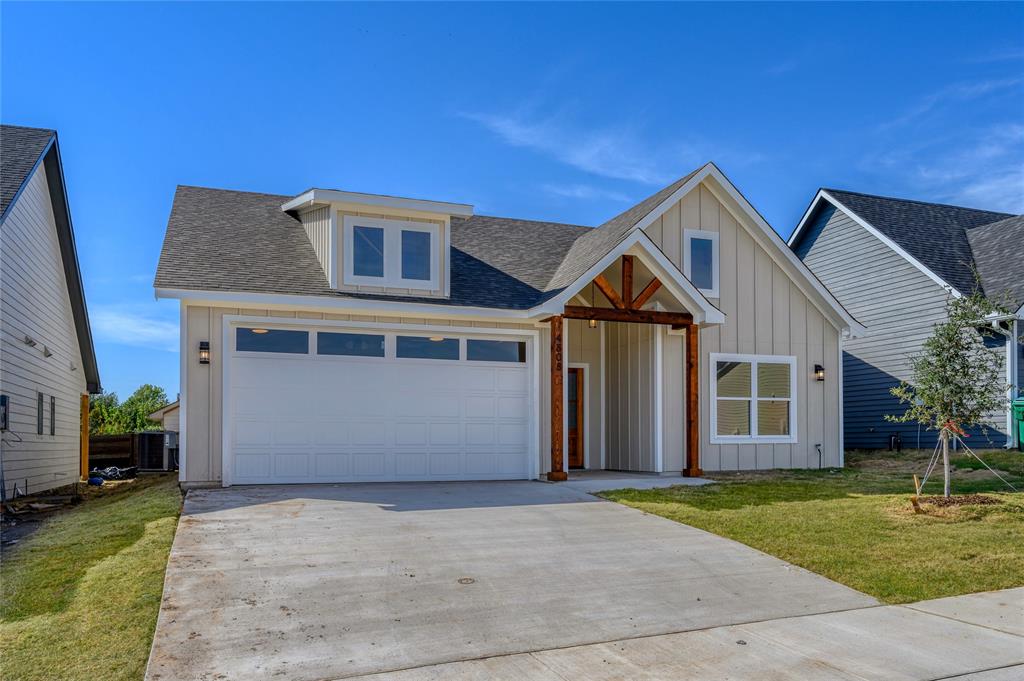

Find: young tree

[120,384,169,433]
[887,288,1009,497]
[89,391,125,435]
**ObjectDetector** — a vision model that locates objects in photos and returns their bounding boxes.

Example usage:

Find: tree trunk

[941,428,951,498]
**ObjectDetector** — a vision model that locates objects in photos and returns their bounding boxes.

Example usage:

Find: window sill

[710,436,798,445]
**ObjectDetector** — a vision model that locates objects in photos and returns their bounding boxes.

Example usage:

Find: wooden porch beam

[621,255,634,308]
[631,278,662,310]
[563,305,693,327]
[684,324,703,477]
[593,275,626,310]
[548,315,567,481]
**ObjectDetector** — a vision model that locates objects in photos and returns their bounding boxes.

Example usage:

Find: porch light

[250,328,269,334]
[814,364,825,382]
[588,319,598,329]
[198,341,211,365]
[429,336,444,342]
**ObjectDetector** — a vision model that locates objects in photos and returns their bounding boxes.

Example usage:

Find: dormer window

[683,229,720,298]
[343,215,439,289]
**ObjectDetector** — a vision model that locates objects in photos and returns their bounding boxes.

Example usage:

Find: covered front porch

[540,245,718,481]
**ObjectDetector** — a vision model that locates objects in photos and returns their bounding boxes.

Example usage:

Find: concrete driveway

[146,481,877,680]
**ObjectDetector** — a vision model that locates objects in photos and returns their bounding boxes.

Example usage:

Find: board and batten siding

[794,202,1006,449]
[605,322,658,471]
[0,163,87,496]
[643,183,842,470]
[182,304,537,484]
[299,206,332,282]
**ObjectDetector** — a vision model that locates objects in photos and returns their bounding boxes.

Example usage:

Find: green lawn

[1,475,182,681]
[602,450,1024,604]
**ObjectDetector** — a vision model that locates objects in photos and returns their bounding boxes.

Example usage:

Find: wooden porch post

[684,324,703,477]
[548,315,567,481]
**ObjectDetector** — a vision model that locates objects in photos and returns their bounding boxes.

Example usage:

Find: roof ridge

[0,123,56,134]
[823,187,1013,218]
[471,213,592,230]
[175,184,292,200]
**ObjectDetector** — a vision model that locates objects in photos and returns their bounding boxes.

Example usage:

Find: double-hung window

[710,354,797,443]
[683,229,719,298]
[343,215,439,289]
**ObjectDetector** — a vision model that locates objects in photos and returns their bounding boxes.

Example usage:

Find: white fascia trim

[530,230,726,325]
[328,210,338,288]
[282,189,473,217]
[700,172,868,337]
[155,287,533,321]
[178,302,187,483]
[792,190,963,300]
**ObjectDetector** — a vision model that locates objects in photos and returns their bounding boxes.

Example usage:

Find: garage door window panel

[236,328,310,354]
[317,332,385,357]
[466,339,526,363]
[396,336,459,360]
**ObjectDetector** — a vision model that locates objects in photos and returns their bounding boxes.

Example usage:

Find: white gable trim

[628,164,865,337]
[789,190,963,299]
[528,229,726,325]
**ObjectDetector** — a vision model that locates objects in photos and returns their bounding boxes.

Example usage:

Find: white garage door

[225,324,534,485]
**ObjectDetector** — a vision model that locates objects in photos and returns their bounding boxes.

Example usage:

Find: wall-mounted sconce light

[198,341,211,365]
[588,319,598,329]
[23,335,37,347]
[814,364,825,382]
[42,346,53,358]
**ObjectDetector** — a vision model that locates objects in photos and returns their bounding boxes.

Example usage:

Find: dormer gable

[282,189,473,298]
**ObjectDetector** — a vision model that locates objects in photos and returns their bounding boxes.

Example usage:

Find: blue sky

[3,2,1022,400]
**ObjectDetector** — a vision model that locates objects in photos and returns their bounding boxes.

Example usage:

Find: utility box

[1013,399,1024,452]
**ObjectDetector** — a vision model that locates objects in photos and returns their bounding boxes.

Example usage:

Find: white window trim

[710,352,797,444]
[342,215,440,290]
[683,229,720,298]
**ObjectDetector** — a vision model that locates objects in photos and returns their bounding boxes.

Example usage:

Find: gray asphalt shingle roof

[824,189,1014,296]
[154,185,593,309]
[965,214,1024,309]
[1,124,55,218]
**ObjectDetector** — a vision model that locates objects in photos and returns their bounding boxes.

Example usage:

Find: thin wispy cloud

[914,124,1024,212]
[541,183,633,202]
[966,47,1024,64]
[880,77,1023,129]
[459,108,765,187]
[870,123,1024,213]
[765,59,799,76]
[92,305,179,352]
[460,110,678,185]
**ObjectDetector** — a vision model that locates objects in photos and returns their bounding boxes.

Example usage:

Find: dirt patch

[919,494,1003,508]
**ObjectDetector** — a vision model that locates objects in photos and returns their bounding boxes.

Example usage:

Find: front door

[568,367,584,469]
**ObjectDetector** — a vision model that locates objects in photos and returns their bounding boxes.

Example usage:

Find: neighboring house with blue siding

[789,189,1023,450]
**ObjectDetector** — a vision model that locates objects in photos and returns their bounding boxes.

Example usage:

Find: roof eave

[281,188,474,217]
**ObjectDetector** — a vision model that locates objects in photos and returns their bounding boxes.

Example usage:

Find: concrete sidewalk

[345,588,1024,680]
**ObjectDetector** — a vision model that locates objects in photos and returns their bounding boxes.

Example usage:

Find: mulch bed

[919,494,1002,507]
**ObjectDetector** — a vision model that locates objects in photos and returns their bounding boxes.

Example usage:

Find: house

[154,163,862,488]
[0,125,100,497]
[148,400,180,433]
[789,189,1023,450]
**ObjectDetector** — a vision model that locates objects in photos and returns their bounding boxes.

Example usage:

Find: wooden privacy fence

[88,432,164,469]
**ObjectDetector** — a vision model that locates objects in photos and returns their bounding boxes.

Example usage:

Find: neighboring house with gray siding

[1,123,101,493]
[790,189,1022,450]
[0,124,101,497]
